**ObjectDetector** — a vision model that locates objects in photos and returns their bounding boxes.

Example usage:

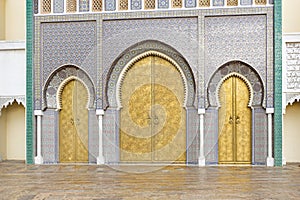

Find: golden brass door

[120,56,186,163]
[218,76,252,164]
[59,80,88,163]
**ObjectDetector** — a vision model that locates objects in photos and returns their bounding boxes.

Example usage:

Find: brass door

[59,80,88,163]
[218,76,252,164]
[120,56,186,163]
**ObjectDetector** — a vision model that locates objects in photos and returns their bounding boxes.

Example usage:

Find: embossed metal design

[92,0,102,11]
[199,0,210,7]
[41,0,51,13]
[218,76,251,164]
[119,0,128,10]
[227,0,238,6]
[59,80,88,163]
[145,0,155,9]
[255,0,266,5]
[172,0,182,8]
[120,56,186,163]
[67,0,77,12]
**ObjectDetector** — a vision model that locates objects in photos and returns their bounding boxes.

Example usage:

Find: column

[96,109,105,164]
[198,109,206,166]
[34,110,43,164]
[266,108,274,166]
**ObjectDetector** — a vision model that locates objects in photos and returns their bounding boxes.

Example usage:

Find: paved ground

[0,161,300,200]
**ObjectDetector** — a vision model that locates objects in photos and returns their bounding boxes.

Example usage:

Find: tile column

[266,108,274,166]
[96,109,105,164]
[198,109,206,166]
[34,110,43,164]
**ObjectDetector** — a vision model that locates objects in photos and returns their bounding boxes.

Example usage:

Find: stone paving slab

[0,161,300,199]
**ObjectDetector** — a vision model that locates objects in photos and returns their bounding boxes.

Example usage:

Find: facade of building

[0,0,26,161]
[25,0,281,166]
[282,0,300,164]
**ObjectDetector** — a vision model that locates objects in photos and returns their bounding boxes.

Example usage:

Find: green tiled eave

[274,0,282,166]
[26,0,34,164]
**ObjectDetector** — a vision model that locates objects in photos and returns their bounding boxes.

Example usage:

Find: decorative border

[26,0,34,164]
[274,0,282,166]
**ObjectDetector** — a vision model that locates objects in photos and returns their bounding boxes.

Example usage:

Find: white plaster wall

[0,41,25,96]
[283,102,300,163]
[5,102,25,160]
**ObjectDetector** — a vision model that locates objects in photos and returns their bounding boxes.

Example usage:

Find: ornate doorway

[218,75,252,164]
[59,80,88,163]
[120,56,186,163]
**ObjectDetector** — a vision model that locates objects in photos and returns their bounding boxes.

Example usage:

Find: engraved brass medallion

[59,80,88,163]
[218,76,251,164]
[120,56,186,163]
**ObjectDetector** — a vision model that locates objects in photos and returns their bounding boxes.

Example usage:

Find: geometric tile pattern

[80,0,90,12]
[54,0,64,13]
[41,0,51,14]
[227,0,238,6]
[240,0,252,5]
[205,15,268,106]
[67,0,77,12]
[105,0,116,11]
[255,0,266,5]
[119,0,128,10]
[213,0,224,6]
[92,0,102,11]
[186,108,199,164]
[172,0,182,8]
[253,107,268,164]
[42,21,97,86]
[131,0,142,10]
[158,0,169,8]
[185,0,196,8]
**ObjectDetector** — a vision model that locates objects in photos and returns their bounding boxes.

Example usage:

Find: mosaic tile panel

[131,0,142,10]
[103,18,198,107]
[253,107,267,164]
[42,21,97,86]
[185,0,196,8]
[204,108,218,164]
[240,0,252,5]
[103,109,119,164]
[92,0,102,11]
[186,108,199,164]
[105,0,116,11]
[158,0,169,9]
[42,109,58,163]
[213,0,224,6]
[285,42,300,90]
[88,110,98,163]
[80,0,90,12]
[54,0,64,13]
[205,15,267,105]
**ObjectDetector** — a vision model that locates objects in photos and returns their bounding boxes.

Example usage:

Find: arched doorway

[119,55,186,163]
[0,101,25,161]
[59,79,89,163]
[283,101,300,163]
[218,75,252,164]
